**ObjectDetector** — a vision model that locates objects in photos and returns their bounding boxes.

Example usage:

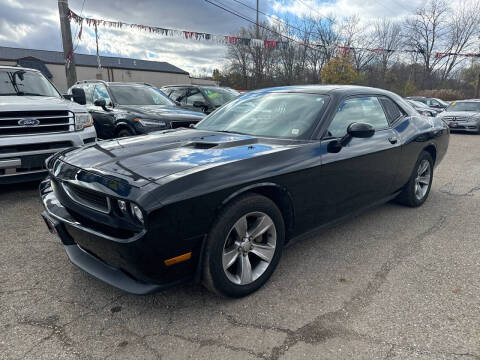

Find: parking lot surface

[1,134,479,360]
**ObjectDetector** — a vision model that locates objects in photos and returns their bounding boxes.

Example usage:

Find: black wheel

[202,193,285,297]
[117,128,134,138]
[396,151,434,207]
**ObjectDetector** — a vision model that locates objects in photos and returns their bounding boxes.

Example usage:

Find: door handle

[388,136,398,144]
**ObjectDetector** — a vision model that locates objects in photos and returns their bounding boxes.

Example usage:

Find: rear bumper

[0,127,96,183]
[40,179,193,294]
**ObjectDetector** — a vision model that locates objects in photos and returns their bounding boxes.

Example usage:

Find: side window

[82,83,94,104]
[379,97,403,124]
[169,88,186,103]
[93,84,111,105]
[185,89,205,105]
[327,96,389,138]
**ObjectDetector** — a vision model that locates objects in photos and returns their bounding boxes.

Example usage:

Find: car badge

[18,118,40,127]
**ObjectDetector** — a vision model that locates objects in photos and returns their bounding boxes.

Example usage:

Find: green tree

[321,56,358,85]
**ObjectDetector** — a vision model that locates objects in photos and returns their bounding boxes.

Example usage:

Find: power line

[204,0,322,52]
[229,0,310,37]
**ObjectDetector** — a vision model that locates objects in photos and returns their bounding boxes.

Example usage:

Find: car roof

[243,85,400,97]
[74,80,149,87]
[0,65,41,72]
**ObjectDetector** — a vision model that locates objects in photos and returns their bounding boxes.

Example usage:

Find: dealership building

[0,46,216,92]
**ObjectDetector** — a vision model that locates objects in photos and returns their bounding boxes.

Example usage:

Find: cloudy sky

[0,0,425,75]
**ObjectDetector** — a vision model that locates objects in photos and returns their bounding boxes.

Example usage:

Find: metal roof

[0,46,189,75]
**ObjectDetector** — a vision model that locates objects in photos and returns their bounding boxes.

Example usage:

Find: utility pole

[58,0,77,88]
[256,0,259,38]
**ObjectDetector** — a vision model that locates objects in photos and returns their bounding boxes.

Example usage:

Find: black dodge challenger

[40,85,449,297]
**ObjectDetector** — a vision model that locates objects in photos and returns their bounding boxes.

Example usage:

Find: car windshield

[0,69,60,97]
[200,87,239,107]
[109,85,174,106]
[434,98,448,106]
[195,92,327,139]
[408,100,426,108]
[446,102,480,112]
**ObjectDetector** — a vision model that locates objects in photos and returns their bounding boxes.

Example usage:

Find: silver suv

[0,66,96,184]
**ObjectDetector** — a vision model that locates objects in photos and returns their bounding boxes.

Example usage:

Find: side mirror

[347,122,375,138]
[174,100,181,106]
[94,98,110,111]
[71,88,86,105]
[327,122,375,153]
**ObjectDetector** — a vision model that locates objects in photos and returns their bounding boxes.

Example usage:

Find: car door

[91,83,115,139]
[318,95,401,220]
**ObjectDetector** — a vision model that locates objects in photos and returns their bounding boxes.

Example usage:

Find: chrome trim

[0,159,21,168]
[0,169,47,177]
[0,124,71,129]
[62,182,111,214]
[0,115,73,121]
[0,148,69,158]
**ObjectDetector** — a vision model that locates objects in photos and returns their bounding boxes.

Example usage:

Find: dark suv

[161,85,240,114]
[68,81,205,139]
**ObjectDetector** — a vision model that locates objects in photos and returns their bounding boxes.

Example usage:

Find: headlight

[74,113,93,131]
[135,118,167,128]
[130,203,144,224]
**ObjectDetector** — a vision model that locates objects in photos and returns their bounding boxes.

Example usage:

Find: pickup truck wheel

[202,193,285,297]
[396,151,433,207]
[117,128,134,138]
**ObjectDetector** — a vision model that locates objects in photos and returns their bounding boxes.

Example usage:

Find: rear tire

[202,193,285,297]
[396,151,434,207]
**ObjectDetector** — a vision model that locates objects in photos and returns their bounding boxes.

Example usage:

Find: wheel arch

[217,183,296,241]
[423,143,437,165]
[114,121,136,136]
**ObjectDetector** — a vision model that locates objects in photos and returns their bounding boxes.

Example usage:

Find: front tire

[202,194,285,297]
[117,128,134,138]
[396,151,434,207]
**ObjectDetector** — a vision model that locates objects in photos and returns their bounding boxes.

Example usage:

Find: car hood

[58,129,294,187]
[115,104,205,121]
[0,95,87,112]
[439,111,480,119]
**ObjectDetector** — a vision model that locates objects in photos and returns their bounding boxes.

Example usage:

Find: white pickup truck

[0,66,96,184]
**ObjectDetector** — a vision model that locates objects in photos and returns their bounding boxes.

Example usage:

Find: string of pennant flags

[67,9,480,58]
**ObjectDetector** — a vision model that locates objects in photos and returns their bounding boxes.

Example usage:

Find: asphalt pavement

[1,133,479,360]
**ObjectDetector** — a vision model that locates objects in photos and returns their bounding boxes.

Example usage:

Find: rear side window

[379,97,403,123]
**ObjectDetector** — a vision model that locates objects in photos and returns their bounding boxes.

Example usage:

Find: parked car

[68,81,205,139]
[0,66,96,184]
[161,85,240,114]
[437,99,480,133]
[41,85,449,297]
[405,99,440,117]
[407,96,448,111]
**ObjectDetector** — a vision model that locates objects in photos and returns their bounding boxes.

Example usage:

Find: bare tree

[342,15,376,73]
[373,18,403,75]
[404,0,450,87]
[438,0,480,81]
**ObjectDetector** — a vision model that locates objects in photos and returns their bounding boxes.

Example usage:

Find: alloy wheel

[414,159,431,200]
[222,212,277,285]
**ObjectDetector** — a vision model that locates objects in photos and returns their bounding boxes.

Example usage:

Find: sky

[0,0,425,76]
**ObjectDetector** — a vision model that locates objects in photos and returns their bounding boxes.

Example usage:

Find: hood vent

[185,142,218,149]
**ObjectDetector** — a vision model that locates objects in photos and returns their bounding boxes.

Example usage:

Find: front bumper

[447,120,480,132]
[40,179,193,294]
[0,127,96,184]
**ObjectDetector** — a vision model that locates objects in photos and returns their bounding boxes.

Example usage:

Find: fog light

[118,200,127,213]
[131,203,144,224]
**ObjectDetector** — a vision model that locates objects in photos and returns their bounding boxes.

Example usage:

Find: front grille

[0,110,73,136]
[62,182,110,214]
[443,116,468,122]
[171,121,195,129]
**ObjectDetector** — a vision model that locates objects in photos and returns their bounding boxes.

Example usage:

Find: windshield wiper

[215,130,250,136]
